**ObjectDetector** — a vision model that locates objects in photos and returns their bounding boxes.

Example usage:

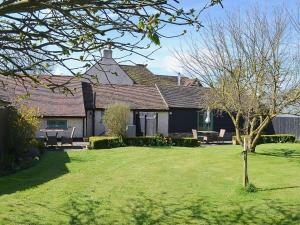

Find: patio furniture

[197,130,218,143]
[217,129,226,143]
[46,135,58,146]
[40,128,65,147]
[61,127,76,146]
[192,129,205,144]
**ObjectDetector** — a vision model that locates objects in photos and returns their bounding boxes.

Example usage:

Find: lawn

[0,144,300,224]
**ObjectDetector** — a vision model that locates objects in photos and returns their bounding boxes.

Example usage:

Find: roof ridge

[155,84,169,109]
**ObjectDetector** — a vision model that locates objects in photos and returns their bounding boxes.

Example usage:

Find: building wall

[169,109,198,133]
[83,56,134,85]
[266,115,300,139]
[86,110,167,137]
[36,117,85,138]
[169,109,235,135]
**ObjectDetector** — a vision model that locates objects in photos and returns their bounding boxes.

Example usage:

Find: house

[8,49,295,140]
[83,49,201,87]
[0,75,86,139]
[82,49,234,138]
[82,83,169,136]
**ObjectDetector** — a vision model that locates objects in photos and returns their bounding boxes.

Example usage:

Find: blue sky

[54,0,299,76]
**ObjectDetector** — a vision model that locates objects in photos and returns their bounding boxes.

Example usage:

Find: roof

[120,64,201,86]
[155,75,201,86]
[157,85,208,109]
[82,82,168,110]
[120,64,168,85]
[0,75,86,117]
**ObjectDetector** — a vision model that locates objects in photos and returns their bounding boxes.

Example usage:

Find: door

[197,110,214,131]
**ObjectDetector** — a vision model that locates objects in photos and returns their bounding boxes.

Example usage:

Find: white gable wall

[83,50,134,85]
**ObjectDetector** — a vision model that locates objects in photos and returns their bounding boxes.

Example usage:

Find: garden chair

[46,135,58,146]
[217,129,226,143]
[192,129,205,145]
[61,127,76,146]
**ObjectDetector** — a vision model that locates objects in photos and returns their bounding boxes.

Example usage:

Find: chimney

[177,73,181,86]
[103,49,112,58]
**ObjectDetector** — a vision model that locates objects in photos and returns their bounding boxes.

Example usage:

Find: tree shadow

[0,151,70,195]
[3,192,300,224]
[123,193,300,225]
[256,149,300,158]
[259,186,300,192]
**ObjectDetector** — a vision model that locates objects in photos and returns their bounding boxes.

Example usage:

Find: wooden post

[144,115,147,137]
[243,137,249,187]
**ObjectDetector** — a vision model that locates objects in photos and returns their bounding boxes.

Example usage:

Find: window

[197,110,214,131]
[47,120,68,129]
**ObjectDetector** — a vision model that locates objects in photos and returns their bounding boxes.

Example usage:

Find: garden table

[197,131,218,143]
[40,129,65,138]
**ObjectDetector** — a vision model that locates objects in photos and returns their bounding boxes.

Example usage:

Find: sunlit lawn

[0,144,300,224]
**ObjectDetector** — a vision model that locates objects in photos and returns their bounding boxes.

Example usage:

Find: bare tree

[176,7,300,152]
[0,0,222,87]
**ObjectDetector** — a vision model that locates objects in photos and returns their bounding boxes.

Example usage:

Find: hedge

[89,136,200,149]
[123,136,172,147]
[232,134,295,145]
[89,136,124,149]
[172,138,199,147]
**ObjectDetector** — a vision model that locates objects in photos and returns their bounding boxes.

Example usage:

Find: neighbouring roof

[82,82,168,110]
[157,85,208,109]
[0,75,86,117]
[155,75,201,86]
[120,64,201,86]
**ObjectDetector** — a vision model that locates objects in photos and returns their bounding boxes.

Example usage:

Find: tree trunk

[243,137,249,187]
[249,117,272,152]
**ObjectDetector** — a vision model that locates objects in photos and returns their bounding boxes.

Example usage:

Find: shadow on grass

[3,192,300,224]
[121,193,300,225]
[259,186,300,192]
[256,149,300,158]
[0,151,70,196]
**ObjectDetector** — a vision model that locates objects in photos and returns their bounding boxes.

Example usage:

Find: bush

[103,103,130,137]
[123,135,172,147]
[89,136,124,149]
[89,135,200,149]
[3,105,41,171]
[232,134,295,145]
[172,138,199,147]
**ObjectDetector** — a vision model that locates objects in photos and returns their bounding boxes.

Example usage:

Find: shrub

[123,135,172,147]
[89,136,124,149]
[172,138,199,147]
[232,134,295,145]
[103,103,130,137]
[7,105,41,159]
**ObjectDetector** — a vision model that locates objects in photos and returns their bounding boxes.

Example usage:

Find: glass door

[197,110,214,131]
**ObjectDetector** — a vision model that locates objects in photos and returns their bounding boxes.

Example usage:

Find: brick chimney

[103,49,112,58]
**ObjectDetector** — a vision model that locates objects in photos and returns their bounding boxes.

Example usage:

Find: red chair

[217,129,226,143]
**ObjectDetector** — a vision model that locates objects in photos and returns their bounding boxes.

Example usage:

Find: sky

[53,0,299,77]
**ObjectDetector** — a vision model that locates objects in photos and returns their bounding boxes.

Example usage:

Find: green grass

[0,144,300,224]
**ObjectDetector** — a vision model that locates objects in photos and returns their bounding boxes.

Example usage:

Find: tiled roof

[120,65,168,85]
[83,82,168,110]
[157,85,208,109]
[120,64,201,86]
[0,75,86,117]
